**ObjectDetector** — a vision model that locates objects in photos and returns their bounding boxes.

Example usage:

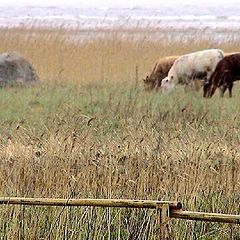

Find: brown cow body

[143,56,178,91]
[203,53,240,97]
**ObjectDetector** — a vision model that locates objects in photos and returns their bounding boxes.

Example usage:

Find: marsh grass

[0,25,238,86]
[0,24,239,239]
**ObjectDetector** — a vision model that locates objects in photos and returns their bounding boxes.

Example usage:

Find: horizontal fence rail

[0,197,240,239]
[0,197,182,209]
[171,210,240,224]
[0,197,239,224]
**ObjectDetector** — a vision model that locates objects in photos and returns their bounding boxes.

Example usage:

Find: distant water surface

[0,3,239,43]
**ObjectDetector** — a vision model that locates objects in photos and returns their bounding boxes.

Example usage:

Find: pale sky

[0,0,238,7]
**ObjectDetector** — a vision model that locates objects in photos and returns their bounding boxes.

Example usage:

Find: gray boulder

[0,52,39,86]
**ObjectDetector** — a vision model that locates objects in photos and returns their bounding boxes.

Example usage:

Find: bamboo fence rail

[0,197,181,209]
[0,197,239,239]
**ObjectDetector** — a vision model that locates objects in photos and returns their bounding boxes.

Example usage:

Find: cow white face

[161,76,175,93]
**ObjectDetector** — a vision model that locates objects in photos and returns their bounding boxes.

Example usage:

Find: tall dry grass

[0,24,238,85]
[0,24,239,239]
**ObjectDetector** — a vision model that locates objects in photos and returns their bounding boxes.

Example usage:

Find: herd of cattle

[143,49,240,97]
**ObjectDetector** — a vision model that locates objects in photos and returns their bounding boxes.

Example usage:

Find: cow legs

[219,85,227,97]
[220,82,233,97]
[203,70,235,98]
[220,72,233,97]
[228,82,233,97]
[222,72,233,97]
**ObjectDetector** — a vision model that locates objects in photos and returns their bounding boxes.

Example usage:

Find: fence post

[156,203,170,240]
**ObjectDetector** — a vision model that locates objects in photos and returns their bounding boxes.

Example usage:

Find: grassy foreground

[0,82,239,239]
[0,25,239,239]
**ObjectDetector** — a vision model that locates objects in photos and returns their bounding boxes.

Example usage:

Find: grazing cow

[161,49,224,93]
[143,56,178,91]
[203,53,240,97]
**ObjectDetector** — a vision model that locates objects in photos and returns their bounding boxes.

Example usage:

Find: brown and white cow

[161,49,224,93]
[203,53,240,97]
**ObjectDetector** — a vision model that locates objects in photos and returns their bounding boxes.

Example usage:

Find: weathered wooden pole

[170,210,240,224]
[156,203,170,240]
[0,197,182,209]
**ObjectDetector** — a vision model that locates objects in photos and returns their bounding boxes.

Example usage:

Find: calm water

[0,3,239,43]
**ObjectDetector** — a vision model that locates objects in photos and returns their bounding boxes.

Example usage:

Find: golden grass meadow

[0,23,239,239]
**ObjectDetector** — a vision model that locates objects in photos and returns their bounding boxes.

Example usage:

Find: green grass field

[0,25,239,239]
[0,81,240,239]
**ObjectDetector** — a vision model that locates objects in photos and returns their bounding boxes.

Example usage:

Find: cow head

[161,76,175,93]
[143,75,158,91]
[203,80,211,97]
[203,74,219,98]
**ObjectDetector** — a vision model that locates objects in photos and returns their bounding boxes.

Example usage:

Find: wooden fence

[0,197,240,239]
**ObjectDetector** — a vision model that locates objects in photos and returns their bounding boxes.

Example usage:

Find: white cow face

[161,76,175,93]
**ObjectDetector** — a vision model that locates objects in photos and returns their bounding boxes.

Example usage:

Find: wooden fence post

[156,203,170,240]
